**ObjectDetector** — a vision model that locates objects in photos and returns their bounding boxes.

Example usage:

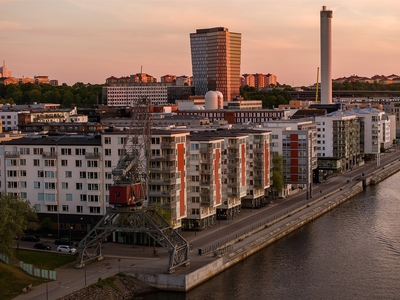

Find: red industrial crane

[109,97,152,206]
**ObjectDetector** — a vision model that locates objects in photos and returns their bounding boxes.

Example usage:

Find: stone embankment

[59,274,156,300]
[132,182,364,292]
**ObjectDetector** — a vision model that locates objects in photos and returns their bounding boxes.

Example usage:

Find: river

[142,173,400,300]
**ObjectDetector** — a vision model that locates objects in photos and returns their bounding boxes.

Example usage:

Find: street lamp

[70,225,73,245]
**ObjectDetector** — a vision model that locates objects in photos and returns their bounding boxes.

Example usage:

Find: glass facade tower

[190,27,241,101]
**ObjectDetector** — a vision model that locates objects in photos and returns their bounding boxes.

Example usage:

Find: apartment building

[262,120,317,196]
[148,130,190,229]
[0,135,105,235]
[185,134,224,230]
[315,111,361,175]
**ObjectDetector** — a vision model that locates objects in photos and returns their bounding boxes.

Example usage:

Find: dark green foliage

[0,83,104,108]
[240,86,292,109]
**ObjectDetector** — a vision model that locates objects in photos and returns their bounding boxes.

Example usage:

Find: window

[20,159,26,166]
[105,161,112,168]
[66,194,73,201]
[45,182,56,189]
[105,183,111,190]
[7,170,17,177]
[88,183,99,190]
[88,172,98,179]
[20,181,27,188]
[62,205,69,212]
[75,149,86,155]
[7,159,17,166]
[7,182,18,188]
[76,183,82,190]
[61,160,68,166]
[90,207,100,214]
[20,170,27,177]
[118,137,127,145]
[61,148,72,155]
[104,137,111,144]
[33,148,43,155]
[62,182,69,189]
[80,172,86,179]
[65,171,72,178]
[87,160,98,168]
[45,171,55,178]
[88,195,99,202]
[34,204,41,211]
[47,205,57,212]
[34,182,40,189]
[105,149,111,156]
[80,194,87,202]
[77,206,83,213]
[105,172,112,179]
[33,159,40,166]
[151,137,160,144]
[20,148,30,155]
[37,171,44,177]
[44,160,55,167]
[75,160,82,167]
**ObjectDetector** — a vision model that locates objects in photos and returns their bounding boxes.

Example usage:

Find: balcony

[161,142,176,149]
[199,147,213,154]
[227,172,238,178]
[200,188,214,196]
[200,169,213,175]
[200,180,211,186]
[150,166,177,173]
[148,189,176,197]
[253,147,263,153]
[5,151,20,158]
[85,152,101,159]
[148,178,173,185]
[150,154,175,161]
[41,152,57,158]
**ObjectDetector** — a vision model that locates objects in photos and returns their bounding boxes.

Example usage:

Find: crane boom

[110,97,152,206]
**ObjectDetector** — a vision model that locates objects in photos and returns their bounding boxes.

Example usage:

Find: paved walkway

[14,150,400,300]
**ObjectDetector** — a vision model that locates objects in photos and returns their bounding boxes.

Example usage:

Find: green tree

[271,154,284,200]
[0,194,38,258]
[40,217,54,240]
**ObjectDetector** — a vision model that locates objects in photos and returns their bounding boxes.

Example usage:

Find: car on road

[21,235,40,242]
[34,243,51,250]
[57,245,77,254]
[55,238,71,245]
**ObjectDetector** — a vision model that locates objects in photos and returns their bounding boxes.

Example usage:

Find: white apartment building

[345,107,389,153]
[103,85,168,107]
[0,111,20,131]
[0,135,105,234]
[185,134,224,230]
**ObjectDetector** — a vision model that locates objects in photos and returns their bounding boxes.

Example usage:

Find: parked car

[55,238,71,245]
[21,235,40,242]
[57,245,77,254]
[34,243,51,250]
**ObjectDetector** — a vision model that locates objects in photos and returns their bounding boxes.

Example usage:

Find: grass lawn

[16,249,77,270]
[0,249,77,300]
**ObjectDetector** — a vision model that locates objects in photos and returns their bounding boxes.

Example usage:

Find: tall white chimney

[320,6,333,104]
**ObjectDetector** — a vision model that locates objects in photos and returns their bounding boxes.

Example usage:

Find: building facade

[190,27,241,101]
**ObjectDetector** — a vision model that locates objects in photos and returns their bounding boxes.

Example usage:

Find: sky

[1,0,400,87]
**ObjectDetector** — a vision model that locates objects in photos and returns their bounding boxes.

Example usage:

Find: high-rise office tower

[190,27,241,101]
[320,6,333,104]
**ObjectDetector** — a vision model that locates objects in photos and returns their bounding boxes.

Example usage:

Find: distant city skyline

[1,1,399,86]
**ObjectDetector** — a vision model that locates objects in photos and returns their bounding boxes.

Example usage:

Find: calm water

[143,173,400,300]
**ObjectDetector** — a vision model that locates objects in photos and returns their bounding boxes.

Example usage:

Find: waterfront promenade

[14,149,400,299]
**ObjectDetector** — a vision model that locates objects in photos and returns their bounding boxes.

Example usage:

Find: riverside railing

[199,199,313,256]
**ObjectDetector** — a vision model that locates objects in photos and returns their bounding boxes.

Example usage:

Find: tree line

[0,82,104,108]
[240,85,292,109]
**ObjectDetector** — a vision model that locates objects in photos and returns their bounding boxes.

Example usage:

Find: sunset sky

[1,0,399,86]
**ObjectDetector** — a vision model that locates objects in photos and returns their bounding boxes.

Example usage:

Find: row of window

[38,204,100,214]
